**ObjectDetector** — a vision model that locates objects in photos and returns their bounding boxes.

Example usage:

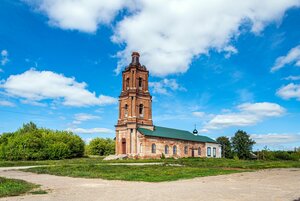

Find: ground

[0,167,299,201]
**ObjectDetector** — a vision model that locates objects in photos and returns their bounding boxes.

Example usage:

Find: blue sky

[0,0,300,150]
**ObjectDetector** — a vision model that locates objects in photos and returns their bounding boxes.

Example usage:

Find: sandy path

[0,167,299,201]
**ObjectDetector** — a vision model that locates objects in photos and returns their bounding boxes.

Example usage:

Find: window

[213,147,216,157]
[126,78,130,89]
[124,104,128,117]
[140,143,142,153]
[173,145,177,155]
[139,104,144,117]
[138,77,143,88]
[165,145,169,154]
[198,147,201,155]
[207,147,211,157]
[151,143,156,154]
[184,146,188,154]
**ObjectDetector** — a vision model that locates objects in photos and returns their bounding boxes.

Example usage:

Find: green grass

[0,177,38,197]
[3,157,300,182]
[24,164,244,182]
[30,189,48,195]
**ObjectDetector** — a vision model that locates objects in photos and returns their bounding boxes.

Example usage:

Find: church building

[115,52,221,159]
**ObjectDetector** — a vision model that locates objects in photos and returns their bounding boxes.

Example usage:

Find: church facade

[115,52,221,159]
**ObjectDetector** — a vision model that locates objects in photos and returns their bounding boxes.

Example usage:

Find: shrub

[0,122,85,160]
[87,138,115,156]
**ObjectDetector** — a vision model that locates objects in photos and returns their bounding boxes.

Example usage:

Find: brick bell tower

[115,52,153,156]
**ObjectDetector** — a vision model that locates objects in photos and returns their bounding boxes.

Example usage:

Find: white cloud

[113,0,299,76]
[0,100,15,107]
[0,69,117,107]
[276,83,300,101]
[284,75,300,81]
[72,113,100,124]
[26,0,128,33]
[203,102,286,130]
[149,79,186,94]
[66,127,114,134]
[26,0,299,76]
[192,111,205,118]
[271,45,300,72]
[251,133,300,144]
[1,49,9,66]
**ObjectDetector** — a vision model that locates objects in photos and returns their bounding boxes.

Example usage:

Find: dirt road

[0,167,299,201]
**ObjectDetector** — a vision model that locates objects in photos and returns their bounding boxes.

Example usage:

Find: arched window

[124,104,128,117]
[126,78,130,89]
[207,147,211,157]
[213,147,216,157]
[184,146,188,154]
[140,143,142,153]
[173,145,177,155]
[151,143,156,154]
[165,145,169,154]
[138,77,143,88]
[198,147,201,155]
[139,104,144,117]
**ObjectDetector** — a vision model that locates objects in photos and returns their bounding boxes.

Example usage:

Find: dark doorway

[191,149,195,157]
[122,138,126,154]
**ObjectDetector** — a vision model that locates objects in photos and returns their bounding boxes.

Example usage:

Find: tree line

[216,130,300,161]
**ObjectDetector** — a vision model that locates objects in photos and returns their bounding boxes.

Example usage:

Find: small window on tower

[139,104,144,117]
[138,77,143,89]
[126,78,130,90]
[124,104,128,117]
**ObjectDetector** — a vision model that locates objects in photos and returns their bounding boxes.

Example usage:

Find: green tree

[0,122,85,160]
[231,130,255,159]
[216,136,233,158]
[87,138,115,156]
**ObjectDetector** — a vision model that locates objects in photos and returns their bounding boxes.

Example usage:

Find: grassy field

[17,157,300,182]
[0,177,38,197]
[24,164,244,182]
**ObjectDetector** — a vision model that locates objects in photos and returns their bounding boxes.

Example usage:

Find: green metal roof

[138,126,217,143]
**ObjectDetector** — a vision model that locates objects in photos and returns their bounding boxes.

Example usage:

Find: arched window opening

[151,143,156,154]
[165,145,169,154]
[139,104,144,117]
[173,145,177,155]
[124,104,128,117]
[138,77,143,88]
[184,146,188,155]
[140,143,142,153]
[126,78,130,90]
[198,147,201,155]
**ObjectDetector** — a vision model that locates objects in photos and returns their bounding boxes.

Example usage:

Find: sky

[0,0,300,150]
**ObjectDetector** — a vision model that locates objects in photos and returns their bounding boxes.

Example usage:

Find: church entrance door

[191,149,195,157]
[122,138,126,154]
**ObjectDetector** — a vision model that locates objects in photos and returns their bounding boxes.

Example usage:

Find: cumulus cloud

[271,45,300,72]
[26,0,300,76]
[1,49,9,66]
[112,0,300,76]
[149,79,186,94]
[72,113,100,124]
[66,127,114,134]
[0,100,15,107]
[26,0,127,32]
[0,69,117,107]
[276,83,300,101]
[203,102,286,130]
